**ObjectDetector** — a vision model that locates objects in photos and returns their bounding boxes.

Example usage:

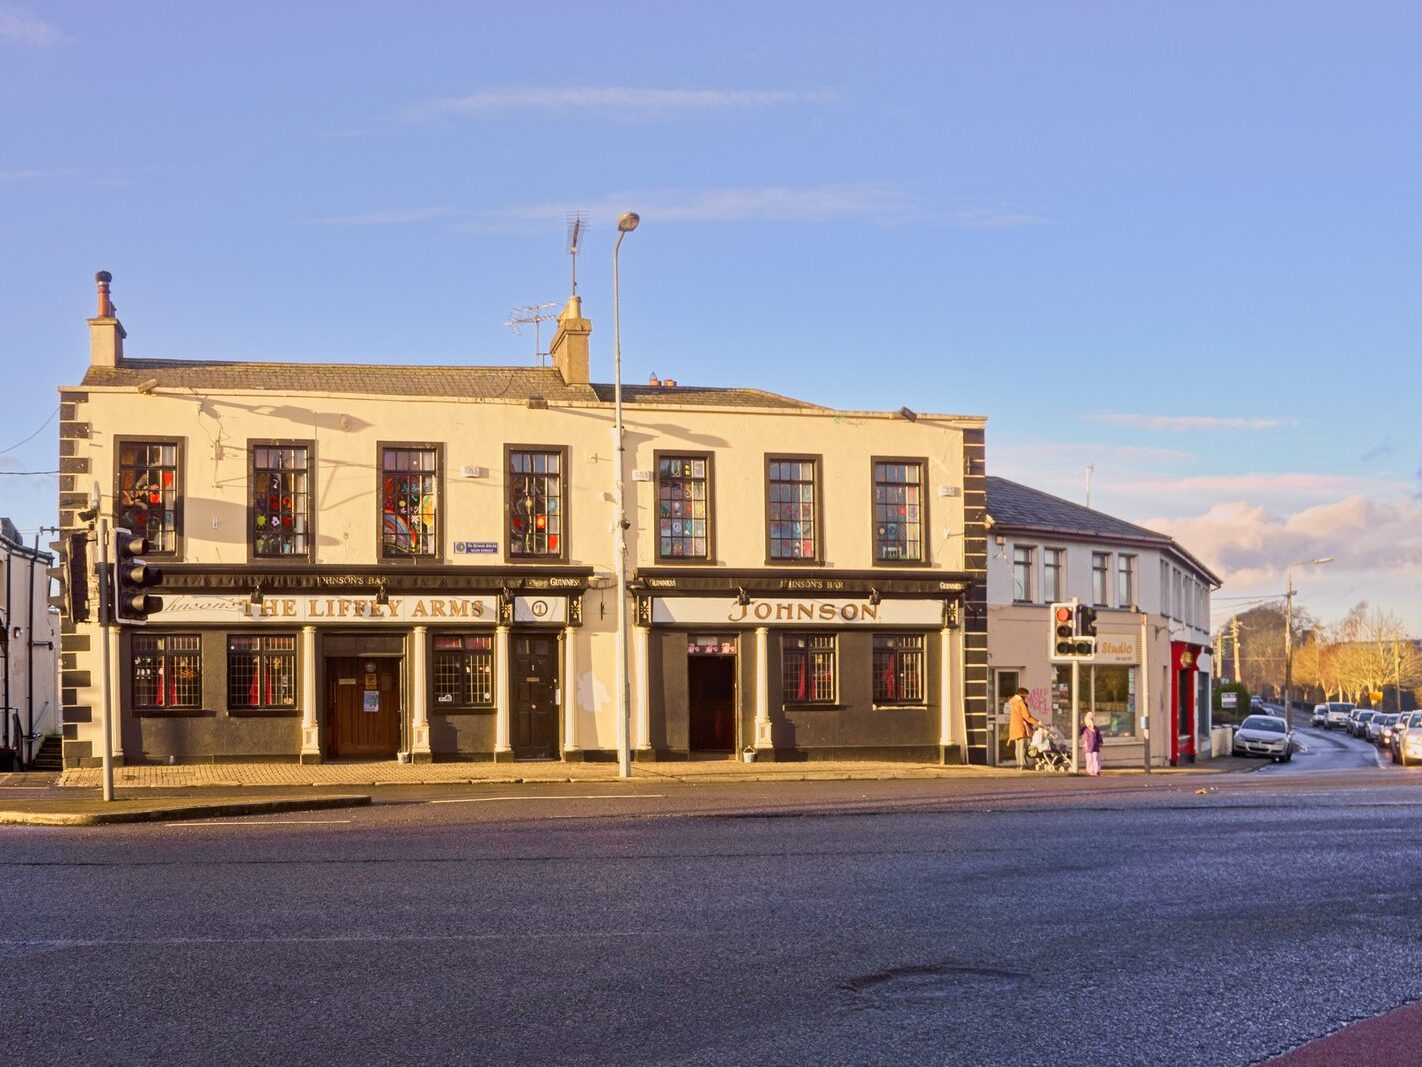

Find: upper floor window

[117,441,180,555]
[657,454,711,560]
[874,634,926,704]
[873,460,924,562]
[227,635,297,710]
[1043,548,1065,603]
[432,634,495,708]
[132,633,201,710]
[767,457,820,562]
[1161,559,1172,616]
[783,633,836,704]
[1012,546,1035,602]
[1092,552,1111,606]
[1117,555,1136,609]
[252,444,311,558]
[508,448,565,559]
[381,446,439,558]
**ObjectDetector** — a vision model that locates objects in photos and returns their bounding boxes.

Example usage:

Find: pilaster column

[299,625,321,762]
[633,623,652,755]
[495,624,512,760]
[754,626,773,749]
[410,625,431,762]
[562,626,580,758]
[939,625,955,751]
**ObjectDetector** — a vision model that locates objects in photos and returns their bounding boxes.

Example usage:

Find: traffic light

[49,532,91,623]
[112,527,164,623]
[1076,605,1098,639]
[1050,602,1077,659]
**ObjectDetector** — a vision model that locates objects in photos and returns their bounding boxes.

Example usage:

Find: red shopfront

[1170,642,1208,765]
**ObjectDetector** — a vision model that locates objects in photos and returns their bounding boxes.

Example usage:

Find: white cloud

[1112,472,1410,500]
[0,5,65,46]
[403,86,837,120]
[1083,413,1297,432]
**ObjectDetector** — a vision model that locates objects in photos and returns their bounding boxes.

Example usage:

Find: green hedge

[1213,682,1252,725]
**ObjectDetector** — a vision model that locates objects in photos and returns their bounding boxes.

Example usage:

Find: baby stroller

[1028,723,1071,772]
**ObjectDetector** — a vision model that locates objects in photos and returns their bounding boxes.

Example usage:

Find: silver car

[1397,712,1422,766]
[1232,714,1295,762]
[1325,702,1355,730]
[1367,712,1389,744]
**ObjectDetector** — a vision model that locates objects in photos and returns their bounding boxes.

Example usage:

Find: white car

[1232,714,1295,762]
[1398,713,1422,767]
[1325,702,1355,730]
[1311,704,1328,727]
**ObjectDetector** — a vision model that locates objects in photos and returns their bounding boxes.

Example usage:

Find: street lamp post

[612,211,640,779]
[1283,556,1334,724]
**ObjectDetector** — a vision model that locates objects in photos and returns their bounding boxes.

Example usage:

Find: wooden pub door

[512,634,559,759]
[327,656,401,758]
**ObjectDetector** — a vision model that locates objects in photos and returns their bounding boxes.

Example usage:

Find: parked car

[1352,709,1377,738]
[1250,696,1268,714]
[1232,714,1295,762]
[1378,713,1402,750]
[1325,702,1355,730]
[1388,711,1422,762]
[1311,704,1328,728]
[1367,712,1389,744]
[1397,712,1422,766]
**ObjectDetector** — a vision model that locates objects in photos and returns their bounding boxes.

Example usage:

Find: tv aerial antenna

[566,210,587,296]
[504,302,559,367]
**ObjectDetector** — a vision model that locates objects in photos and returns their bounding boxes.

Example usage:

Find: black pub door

[688,642,736,752]
[512,634,559,759]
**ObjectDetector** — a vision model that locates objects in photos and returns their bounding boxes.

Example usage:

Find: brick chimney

[87,270,126,367]
[549,295,591,386]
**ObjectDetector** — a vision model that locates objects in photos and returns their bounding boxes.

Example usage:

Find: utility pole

[97,517,115,802]
[1231,616,1241,683]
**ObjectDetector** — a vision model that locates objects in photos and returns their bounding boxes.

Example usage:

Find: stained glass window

[117,442,179,554]
[252,445,310,557]
[873,461,923,562]
[381,447,438,558]
[657,455,709,559]
[874,634,926,704]
[767,458,818,561]
[782,633,836,704]
[509,449,563,558]
[432,634,495,707]
[227,635,297,710]
[132,634,202,710]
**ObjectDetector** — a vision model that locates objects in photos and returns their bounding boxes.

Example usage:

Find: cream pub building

[56,273,991,768]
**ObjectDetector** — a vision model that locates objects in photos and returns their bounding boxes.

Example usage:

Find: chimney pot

[648,373,660,387]
[88,270,125,366]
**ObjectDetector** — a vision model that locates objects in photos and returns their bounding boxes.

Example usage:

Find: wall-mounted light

[249,583,264,606]
[11,625,23,639]
[868,588,881,606]
[736,587,751,606]
[375,579,390,606]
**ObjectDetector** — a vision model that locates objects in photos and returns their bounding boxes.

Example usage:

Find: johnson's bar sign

[652,597,944,626]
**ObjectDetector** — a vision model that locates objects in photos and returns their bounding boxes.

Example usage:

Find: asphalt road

[3,762,1421,1066]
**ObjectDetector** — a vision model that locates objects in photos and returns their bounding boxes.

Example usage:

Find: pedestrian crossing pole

[96,516,115,802]
[1071,657,1081,775]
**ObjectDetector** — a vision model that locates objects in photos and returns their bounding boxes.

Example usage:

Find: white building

[1,517,58,768]
[984,477,1219,767]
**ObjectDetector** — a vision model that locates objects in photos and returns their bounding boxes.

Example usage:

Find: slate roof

[81,359,822,409]
[986,476,1220,584]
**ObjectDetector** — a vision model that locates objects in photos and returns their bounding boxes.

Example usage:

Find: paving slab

[0,793,371,826]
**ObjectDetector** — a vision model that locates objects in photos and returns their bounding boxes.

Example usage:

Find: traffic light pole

[96,517,115,802]
[1071,644,1081,776]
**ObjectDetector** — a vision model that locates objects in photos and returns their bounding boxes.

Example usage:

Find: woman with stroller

[1081,712,1104,776]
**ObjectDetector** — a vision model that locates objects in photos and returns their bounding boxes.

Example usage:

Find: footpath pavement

[0,756,1248,826]
[1266,997,1422,1065]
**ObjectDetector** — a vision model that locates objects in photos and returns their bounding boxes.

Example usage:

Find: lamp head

[617,212,640,233]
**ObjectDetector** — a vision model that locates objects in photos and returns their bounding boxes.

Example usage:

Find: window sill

[781,702,845,711]
[432,706,496,716]
[130,708,209,718]
[227,708,302,718]
[873,703,928,711]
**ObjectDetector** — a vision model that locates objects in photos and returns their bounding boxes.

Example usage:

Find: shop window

[1052,663,1137,737]
[767,457,820,562]
[117,441,180,555]
[227,635,297,710]
[508,448,565,559]
[381,446,439,558]
[873,634,926,704]
[132,634,202,710]
[657,455,711,560]
[251,444,311,558]
[783,633,836,704]
[873,460,924,562]
[433,634,495,708]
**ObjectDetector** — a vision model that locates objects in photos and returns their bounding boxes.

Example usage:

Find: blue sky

[3,1,1419,633]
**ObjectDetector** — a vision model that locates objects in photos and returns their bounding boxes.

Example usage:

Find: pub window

[132,634,202,710]
[509,449,564,558]
[117,441,180,554]
[433,634,495,708]
[1012,546,1035,602]
[227,635,297,710]
[381,446,439,558]
[252,445,311,558]
[874,634,926,704]
[783,633,836,704]
[873,460,924,562]
[767,457,819,561]
[657,455,710,560]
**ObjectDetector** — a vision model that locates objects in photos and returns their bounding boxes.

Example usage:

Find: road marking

[429,794,667,805]
[163,825,352,830]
